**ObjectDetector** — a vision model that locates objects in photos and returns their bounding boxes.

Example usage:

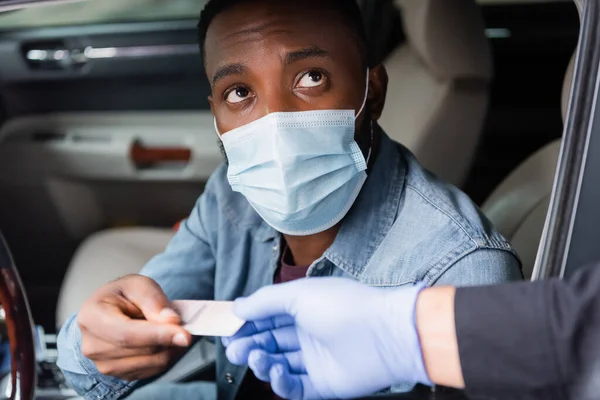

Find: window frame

[533,0,600,280]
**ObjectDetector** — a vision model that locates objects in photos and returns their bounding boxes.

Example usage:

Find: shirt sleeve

[57,314,140,400]
[432,249,523,287]
[57,187,219,399]
[139,188,217,301]
[455,263,600,398]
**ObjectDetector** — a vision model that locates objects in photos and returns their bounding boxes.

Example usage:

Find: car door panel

[0,111,220,238]
[0,16,215,330]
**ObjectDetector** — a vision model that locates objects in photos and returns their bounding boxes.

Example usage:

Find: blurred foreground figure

[225,263,600,400]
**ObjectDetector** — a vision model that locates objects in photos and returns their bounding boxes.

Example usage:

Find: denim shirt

[57,132,522,400]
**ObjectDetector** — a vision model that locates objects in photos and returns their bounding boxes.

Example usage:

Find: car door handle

[129,140,192,168]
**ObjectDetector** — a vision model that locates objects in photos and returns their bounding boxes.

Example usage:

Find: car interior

[0,0,583,398]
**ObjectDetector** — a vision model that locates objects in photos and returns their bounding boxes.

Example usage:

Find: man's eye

[225,87,253,104]
[297,71,326,88]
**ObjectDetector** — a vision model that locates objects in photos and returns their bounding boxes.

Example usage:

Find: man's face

[205,0,388,139]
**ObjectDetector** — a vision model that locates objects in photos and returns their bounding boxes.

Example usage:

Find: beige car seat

[482,10,580,280]
[56,227,174,326]
[380,0,493,187]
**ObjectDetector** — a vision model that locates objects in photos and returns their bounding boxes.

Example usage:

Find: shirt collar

[256,130,406,279]
[323,130,405,278]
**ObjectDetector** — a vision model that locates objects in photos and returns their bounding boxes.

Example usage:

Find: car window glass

[0,0,205,30]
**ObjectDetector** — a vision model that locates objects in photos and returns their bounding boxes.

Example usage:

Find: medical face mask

[217,70,372,236]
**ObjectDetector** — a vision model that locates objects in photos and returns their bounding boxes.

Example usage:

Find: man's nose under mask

[216,69,372,236]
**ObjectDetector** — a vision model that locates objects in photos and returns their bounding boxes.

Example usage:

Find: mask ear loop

[214,117,222,138]
[366,120,374,165]
[355,68,370,120]
[356,68,373,165]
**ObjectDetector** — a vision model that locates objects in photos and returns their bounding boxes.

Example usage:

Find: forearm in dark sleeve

[454,263,600,396]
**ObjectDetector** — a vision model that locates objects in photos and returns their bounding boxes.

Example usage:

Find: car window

[0,0,205,30]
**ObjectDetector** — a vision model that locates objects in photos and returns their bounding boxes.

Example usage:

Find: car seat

[481,0,581,279]
[379,0,493,187]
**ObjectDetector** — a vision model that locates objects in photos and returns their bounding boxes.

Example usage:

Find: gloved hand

[223,278,432,400]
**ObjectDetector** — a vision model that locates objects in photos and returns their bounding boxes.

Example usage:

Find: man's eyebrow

[212,63,248,85]
[211,47,329,85]
[284,47,330,65]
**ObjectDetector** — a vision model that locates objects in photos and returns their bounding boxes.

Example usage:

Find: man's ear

[367,64,388,121]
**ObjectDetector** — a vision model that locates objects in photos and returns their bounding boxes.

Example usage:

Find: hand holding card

[171,300,245,337]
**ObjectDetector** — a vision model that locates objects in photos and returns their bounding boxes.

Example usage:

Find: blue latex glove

[223,278,432,400]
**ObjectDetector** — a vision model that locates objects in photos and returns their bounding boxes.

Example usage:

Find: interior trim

[0,111,222,181]
[25,44,199,63]
[0,0,82,13]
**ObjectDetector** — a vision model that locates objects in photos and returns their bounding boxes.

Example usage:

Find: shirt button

[225,373,234,384]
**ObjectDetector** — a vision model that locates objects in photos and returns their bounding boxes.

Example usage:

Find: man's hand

[222,278,432,400]
[77,275,192,381]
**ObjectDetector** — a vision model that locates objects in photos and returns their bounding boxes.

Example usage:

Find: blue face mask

[217,70,371,236]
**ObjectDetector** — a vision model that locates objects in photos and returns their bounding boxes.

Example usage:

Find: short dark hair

[197,0,369,67]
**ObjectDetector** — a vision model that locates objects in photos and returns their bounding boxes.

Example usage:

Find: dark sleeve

[455,263,600,398]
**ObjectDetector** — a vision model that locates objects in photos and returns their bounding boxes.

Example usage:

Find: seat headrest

[394,0,492,80]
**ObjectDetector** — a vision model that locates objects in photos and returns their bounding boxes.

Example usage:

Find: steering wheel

[0,232,36,400]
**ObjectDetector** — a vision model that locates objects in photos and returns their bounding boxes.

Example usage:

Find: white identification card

[171,300,245,337]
